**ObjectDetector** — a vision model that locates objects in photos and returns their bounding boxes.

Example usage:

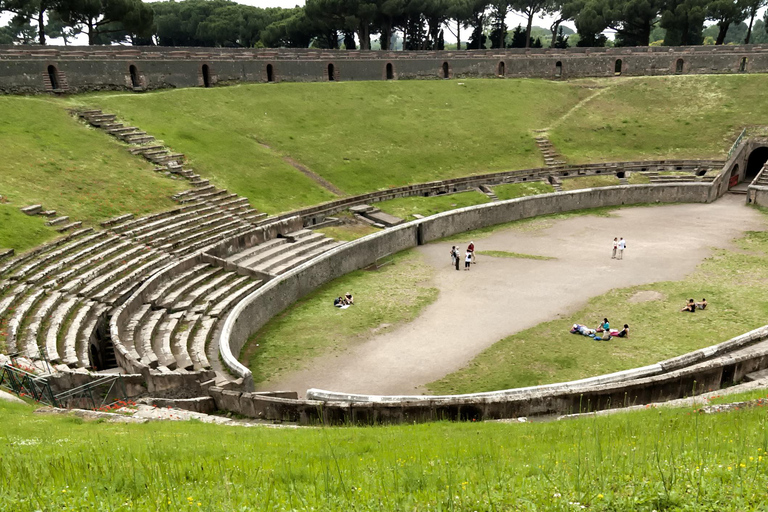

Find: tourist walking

[450,246,457,267]
[468,241,476,264]
[464,250,472,270]
[618,237,626,260]
[611,237,618,259]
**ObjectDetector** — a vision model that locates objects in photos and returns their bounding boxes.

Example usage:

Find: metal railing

[0,363,57,407]
[727,127,747,161]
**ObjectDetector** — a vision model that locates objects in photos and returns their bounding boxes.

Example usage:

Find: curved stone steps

[74,248,157,298]
[176,313,203,369]
[27,235,123,285]
[95,253,172,305]
[254,236,336,274]
[127,304,158,368]
[156,267,221,310]
[10,232,108,281]
[59,245,147,294]
[21,291,62,360]
[269,241,342,275]
[0,228,93,278]
[142,309,174,369]
[47,295,80,365]
[230,238,289,267]
[0,284,29,321]
[171,271,236,313]
[163,312,194,370]
[133,206,218,243]
[148,264,210,305]
[159,217,245,254]
[5,288,46,356]
[123,204,212,240]
[44,239,135,289]
[207,278,264,318]
[63,300,95,367]
[77,303,108,370]
[173,223,252,256]
[110,205,200,236]
[153,213,238,250]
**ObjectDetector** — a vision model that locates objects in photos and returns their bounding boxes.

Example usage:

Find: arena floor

[261,194,767,397]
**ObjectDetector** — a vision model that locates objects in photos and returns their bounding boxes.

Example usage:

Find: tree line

[1,0,767,48]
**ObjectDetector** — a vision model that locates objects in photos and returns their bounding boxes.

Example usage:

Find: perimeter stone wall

[2,44,768,93]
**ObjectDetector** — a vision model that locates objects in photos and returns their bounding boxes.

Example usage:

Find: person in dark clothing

[617,324,630,338]
[681,299,696,312]
[454,247,461,271]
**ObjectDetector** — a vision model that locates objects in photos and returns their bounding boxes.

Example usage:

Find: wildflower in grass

[597,494,604,499]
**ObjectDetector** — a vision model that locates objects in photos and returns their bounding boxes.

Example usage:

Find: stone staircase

[535,137,566,167]
[754,165,768,186]
[226,229,341,277]
[349,204,404,228]
[478,184,498,201]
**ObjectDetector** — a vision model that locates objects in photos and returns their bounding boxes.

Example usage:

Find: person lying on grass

[681,299,696,313]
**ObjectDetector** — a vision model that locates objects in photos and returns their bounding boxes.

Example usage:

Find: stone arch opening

[555,61,562,78]
[328,63,335,81]
[267,64,274,82]
[129,64,139,88]
[386,62,394,80]
[675,59,684,73]
[614,59,622,75]
[442,61,450,79]
[746,147,768,181]
[696,169,707,176]
[740,57,748,72]
[616,171,625,179]
[497,61,505,76]
[47,65,59,90]
[202,64,211,87]
[89,344,100,370]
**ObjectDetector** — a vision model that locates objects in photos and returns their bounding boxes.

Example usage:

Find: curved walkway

[261,194,766,397]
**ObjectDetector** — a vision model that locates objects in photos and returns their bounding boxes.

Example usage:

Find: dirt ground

[261,195,766,397]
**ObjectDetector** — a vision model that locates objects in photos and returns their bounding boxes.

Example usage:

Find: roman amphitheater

[2,44,768,426]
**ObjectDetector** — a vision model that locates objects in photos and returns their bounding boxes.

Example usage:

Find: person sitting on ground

[334,296,344,308]
[616,324,630,338]
[344,292,354,305]
[596,318,609,332]
[681,299,696,313]
[696,298,707,310]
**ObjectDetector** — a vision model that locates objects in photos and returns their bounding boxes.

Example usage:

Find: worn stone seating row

[226,229,340,276]
[0,225,172,370]
[120,263,264,374]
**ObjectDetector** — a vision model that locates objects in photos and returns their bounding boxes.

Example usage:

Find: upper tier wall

[2,44,768,93]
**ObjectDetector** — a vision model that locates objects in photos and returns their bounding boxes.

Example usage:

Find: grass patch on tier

[560,175,621,191]
[242,250,437,386]
[0,204,58,252]
[0,96,185,247]
[4,399,768,510]
[80,80,592,203]
[376,191,489,220]
[316,223,381,241]
[551,74,768,163]
[428,227,768,394]
[493,181,555,200]
[477,250,555,260]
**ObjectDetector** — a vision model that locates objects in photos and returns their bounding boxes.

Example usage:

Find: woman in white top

[464,251,472,270]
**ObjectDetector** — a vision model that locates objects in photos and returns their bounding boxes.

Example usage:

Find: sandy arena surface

[261,194,766,397]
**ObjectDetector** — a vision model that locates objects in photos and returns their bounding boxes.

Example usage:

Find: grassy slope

[552,75,768,163]
[428,227,768,394]
[243,250,437,385]
[82,80,590,201]
[3,399,768,511]
[377,191,489,220]
[0,96,185,250]
[0,204,57,252]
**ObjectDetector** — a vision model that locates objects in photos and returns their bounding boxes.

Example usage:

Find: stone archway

[746,146,768,182]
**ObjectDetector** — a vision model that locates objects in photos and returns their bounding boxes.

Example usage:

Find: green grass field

[242,250,437,386]
[3,398,768,511]
[0,96,185,251]
[428,225,768,394]
[550,75,768,163]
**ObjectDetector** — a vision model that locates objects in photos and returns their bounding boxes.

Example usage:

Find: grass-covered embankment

[242,250,437,385]
[82,80,591,203]
[429,226,768,394]
[551,74,768,163]
[0,96,185,251]
[3,399,768,511]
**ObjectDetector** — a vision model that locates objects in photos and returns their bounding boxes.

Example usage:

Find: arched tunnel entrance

[746,146,768,183]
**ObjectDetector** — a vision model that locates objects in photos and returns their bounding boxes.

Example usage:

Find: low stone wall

[220,183,713,390]
[207,326,768,424]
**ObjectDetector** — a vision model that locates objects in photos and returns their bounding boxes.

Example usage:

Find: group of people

[571,318,629,340]
[681,298,707,312]
[611,237,627,260]
[450,242,475,271]
[333,292,355,308]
